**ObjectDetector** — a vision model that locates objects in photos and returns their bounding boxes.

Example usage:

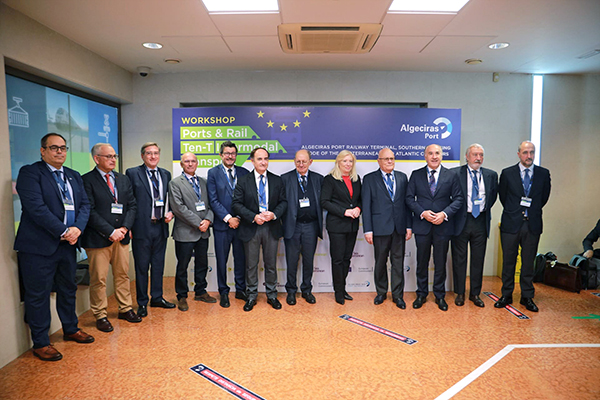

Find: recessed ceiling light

[488,42,509,50]
[388,0,470,14]
[577,49,600,59]
[142,42,163,50]
[164,59,181,64]
[465,59,483,65]
[202,0,279,14]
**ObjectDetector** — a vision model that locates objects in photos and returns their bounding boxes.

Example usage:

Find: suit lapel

[139,165,152,197]
[159,168,169,198]
[460,166,468,197]
[377,169,392,202]
[40,162,63,202]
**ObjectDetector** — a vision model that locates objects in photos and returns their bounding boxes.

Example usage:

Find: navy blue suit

[406,165,463,299]
[14,161,90,348]
[207,164,249,296]
[362,169,411,299]
[126,165,171,306]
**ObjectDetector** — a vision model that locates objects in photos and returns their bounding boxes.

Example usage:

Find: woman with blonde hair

[320,150,362,304]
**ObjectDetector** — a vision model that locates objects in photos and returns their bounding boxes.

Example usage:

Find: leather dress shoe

[520,297,539,312]
[96,317,114,332]
[118,309,142,323]
[150,298,176,308]
[243,299,256,312]
[267,298,282,310]
[494,296,513,308]
[469,295,485,308]
[335,293,345,305]
[413,296,426,309]
[235,291,248,301]
[137,305,148,318]
[374,294,386,305]
[63,330,95,343]
[302,292,316,304]
[455,294,465,306]
[344,292,353,301]
[33,345,62,362]
[286,292,297,306]
[220,294,230,308]
[393,298,406,309]
[435,297,449,311]
[178,298,189,312]
[194,293,217,303]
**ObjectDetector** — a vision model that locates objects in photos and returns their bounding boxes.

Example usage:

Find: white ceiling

[3,0,600,75]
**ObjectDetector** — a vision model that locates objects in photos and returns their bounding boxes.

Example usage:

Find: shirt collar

[184,172,196,180]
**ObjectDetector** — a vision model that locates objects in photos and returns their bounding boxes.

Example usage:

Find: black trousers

[132,222,167,306]
[451,213,487,296]
[373,230,406,299]
[500,220,540,298]
[415,230,451,299]
[284,221,319,295]
[174,238,209,300]
[328,231,358,299]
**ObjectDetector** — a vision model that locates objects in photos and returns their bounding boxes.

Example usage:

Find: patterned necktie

[228,168,235,189]
[385,173,394,200]
[471,170,480,218]
[523,168,531,196]
[191,176,201,199]
[301,175,307,192]
[150,170,161,218]
[105,173,116,200]
[259,174,266,207]
[54,171,75,226]
[429,169,437,195]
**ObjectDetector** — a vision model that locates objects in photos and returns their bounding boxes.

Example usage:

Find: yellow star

[303,110,311,118]
[257,110,264,118]
[293,120,301,128]
[280,124,288,131]
[267,120,274,128]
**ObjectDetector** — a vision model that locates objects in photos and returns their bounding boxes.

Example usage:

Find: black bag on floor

[534,252,557,283]
[569,254,599,290]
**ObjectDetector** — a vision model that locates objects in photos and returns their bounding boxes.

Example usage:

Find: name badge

[64,199,75,211]
[520,197,532,207]
[111,203,124,214]
[154,199,164,207]
[473,198,484,206]
[196,201,206,212]
[299,198,310,208]
[259,205,267,213]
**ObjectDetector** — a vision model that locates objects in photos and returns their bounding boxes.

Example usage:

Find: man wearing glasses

[207,141,249,308]
[126,143,176,317]
[281,150,323,305]
[81,143,141,333]
[15,133,94,361]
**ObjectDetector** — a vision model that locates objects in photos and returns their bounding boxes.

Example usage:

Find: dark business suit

[320,174,362,300]
[126,165,171,306]
[499,163,551,298]
[14,161,90,349]
[281,169,324,295]
[450,165,498,297]
[232,171,287,301]
[583,219,600,257]
[406,165,463,299]
[169,174,214,299]
[362,169,411,300]
[207,164,249,296]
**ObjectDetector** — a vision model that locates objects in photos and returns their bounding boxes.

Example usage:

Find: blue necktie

[228,168,235,189]
[259,175,266,208]
[150,170,161,219]
[523,168,531,196]
[54,171,75,226]
[385,173,394,200]
[429,170,437,195]
[471,170,480,218]
[191,176,201,199]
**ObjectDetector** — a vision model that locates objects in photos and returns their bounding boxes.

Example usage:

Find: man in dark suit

[14,133,94,361]
[281,149,323,306]
[582,219,600,259]
[406,144,463,311]
[451,144,498,308]
[495,141,551,312]
[126,142,176,317]
[168,152,214,311]
[232,147,287,312]
[362,148,412,309]
[82,143,142,332]
[207,141,250,308]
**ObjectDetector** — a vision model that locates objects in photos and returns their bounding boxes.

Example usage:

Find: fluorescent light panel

[388,0,470,14]
[531,75,543,165]
[202,0,279,13]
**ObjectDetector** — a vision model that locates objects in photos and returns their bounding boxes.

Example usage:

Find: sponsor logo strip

[190,364,266,400]
[339,314,417,345]
[483,292,530,320]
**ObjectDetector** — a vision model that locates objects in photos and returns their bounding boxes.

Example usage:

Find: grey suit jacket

[168,174,214,242]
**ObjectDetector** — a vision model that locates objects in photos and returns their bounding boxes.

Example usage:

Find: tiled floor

[1,277,599,400]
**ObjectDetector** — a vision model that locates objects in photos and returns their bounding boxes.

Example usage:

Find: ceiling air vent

[278,23,382,54]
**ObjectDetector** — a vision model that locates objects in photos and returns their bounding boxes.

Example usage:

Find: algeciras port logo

[400,117,452,139]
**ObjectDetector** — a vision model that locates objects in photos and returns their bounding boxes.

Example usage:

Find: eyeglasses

[144,151,160,156]
[295,160,309,165]
[222,152,237,157]
[44,145,69,152]
[378,157,395,162]
[97,154,119,160]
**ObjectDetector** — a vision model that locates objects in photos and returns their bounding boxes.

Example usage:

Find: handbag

[543,260,581,293]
